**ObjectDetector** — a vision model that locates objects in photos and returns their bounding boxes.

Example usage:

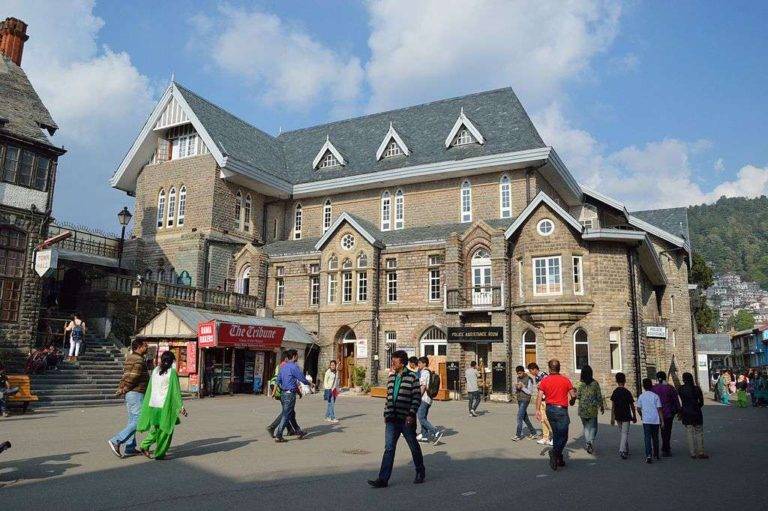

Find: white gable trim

[375,123,411,160]
[314,212,381,251]
[312,137,346,169]
[444,107,485,148]
[504,191,583,239]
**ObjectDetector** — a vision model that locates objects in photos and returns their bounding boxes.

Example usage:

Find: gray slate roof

[632,207,690,242]
[695,333,732,354]
[175,83,545,185]
[0,54,58,147]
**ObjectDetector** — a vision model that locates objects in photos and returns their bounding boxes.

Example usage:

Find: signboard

[403,347,416,357]
[189,373,199,393]
[197,321,285,349]
[446,361,460,391]
[447,326,504,343]
[355,339,368,358]
[646,326,668,339]
[186,342,197,374]
[34,248,58,278]
[492,361,507,393]
[697,354,708,369]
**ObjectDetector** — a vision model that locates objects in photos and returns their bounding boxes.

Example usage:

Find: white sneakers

[536,438,554,446]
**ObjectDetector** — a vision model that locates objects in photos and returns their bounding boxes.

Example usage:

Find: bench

[5,375,38,413]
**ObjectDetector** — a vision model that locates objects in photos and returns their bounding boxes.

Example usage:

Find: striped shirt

[383,369,421,421]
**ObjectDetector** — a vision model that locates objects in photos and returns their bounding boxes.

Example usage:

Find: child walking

[609,372,636,459]
[636,378,663,464]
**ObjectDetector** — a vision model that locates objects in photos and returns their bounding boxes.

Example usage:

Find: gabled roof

[444,107,485,147]
[311,136,346,168]
[375,122,411,160]
[0,54,61,149]
[504,191,583,239]
[632,207,690,244]
[314,212,384,250]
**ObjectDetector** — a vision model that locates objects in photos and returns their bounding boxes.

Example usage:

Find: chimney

[0,17,29,67]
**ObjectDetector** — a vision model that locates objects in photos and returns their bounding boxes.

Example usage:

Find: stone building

[113,82,694,395]
[0,18,65,351]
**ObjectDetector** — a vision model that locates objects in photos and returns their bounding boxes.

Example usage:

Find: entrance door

[343,343,355,388]
[523,330,537,367]
[471,249,492,306]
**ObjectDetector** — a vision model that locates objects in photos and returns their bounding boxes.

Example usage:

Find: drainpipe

[372,246,381,386]
[627,248,642,396]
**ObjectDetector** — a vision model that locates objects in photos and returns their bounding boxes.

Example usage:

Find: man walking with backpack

[416,357,443,445]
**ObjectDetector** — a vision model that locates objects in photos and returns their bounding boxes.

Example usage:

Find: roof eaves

[504,191,583,239]
[314,212,383,251]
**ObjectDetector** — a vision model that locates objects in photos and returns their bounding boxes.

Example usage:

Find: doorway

[337,327,357,388]
[471,248,492,306]
[59,268,86,312]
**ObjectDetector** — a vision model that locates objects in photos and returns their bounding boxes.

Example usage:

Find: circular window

[340,234,355,250]
[537,219,554,236]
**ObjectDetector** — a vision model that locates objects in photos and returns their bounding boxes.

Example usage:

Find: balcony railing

[444,284,505,312]
[48,223,121,259]
[92,275,261,314]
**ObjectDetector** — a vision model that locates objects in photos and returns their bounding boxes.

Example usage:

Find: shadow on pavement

[169,436,257,459]
[0,451,86,483]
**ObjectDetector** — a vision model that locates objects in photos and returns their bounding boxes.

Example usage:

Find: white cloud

[714,157,725,172]
[3,0,154,230]
[365,0,621,111]
[193,6,363,111]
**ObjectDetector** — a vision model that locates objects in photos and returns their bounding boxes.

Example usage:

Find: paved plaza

[0,393,764,510]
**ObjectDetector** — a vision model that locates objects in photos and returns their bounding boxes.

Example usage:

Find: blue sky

[5,0,767,232]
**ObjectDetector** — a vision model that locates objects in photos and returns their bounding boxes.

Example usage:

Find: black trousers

[661,417,674,453]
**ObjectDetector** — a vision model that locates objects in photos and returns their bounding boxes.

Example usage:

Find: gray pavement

[0,392,765,510]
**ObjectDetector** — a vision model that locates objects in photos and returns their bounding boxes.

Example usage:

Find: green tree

[690,252,714,289]
[726,309,755,331]
[694,302,718,334]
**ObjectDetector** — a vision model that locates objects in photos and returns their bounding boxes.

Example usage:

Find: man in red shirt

[535,359,576,471]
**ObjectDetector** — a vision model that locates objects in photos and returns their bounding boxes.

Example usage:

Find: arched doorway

[59,268,86,312]
[336,327,357,388]
[238,265,251,295]
[522,329,537,367]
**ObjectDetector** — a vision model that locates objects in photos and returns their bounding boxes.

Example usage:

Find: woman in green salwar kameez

[137,351,187,459]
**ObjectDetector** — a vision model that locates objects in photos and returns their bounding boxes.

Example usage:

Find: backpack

[427,370,441,398]
[71,322,84,341]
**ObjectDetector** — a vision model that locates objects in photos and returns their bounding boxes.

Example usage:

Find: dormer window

[376,122,411,160]
[383,140,402,158]
[444,107,485,148]
[453,128,475,146]
[318,150,340,169]
[171,133,198,160]
[313,137,346,169]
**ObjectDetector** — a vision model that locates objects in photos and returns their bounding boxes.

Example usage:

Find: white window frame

[293,203,302,240]
[157,189,166,228]
[385,331,397,368]
[376,122,411,160]
[310,274,320,306]
[429,268,441,301]
[275,277,285,307]
[312,137,346,169]
[573,328,589,372]
[177,185,186,226]
[533,256,562,296]
[234,191,242,230]
[357,271,368,302]
[323,199,332,233]
[340,234,355,250]
[342,272,353,303]
[444,108,485,148]
[244,194,252,233]
[387,271,398,303]
[381,191,391,231]
[609,328,622,372]
[461,180,472,223]
[420,326,448,357]
[522,330,537,366]
[537,219,555,236]
[572,256,584,295]
[327,273,337,304]
[171,133,198,160]
[167,187,177,227]
[394,189,404,230]
[518,259,524,299]
[500,174,511,218]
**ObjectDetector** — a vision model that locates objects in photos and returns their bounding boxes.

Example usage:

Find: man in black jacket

[368,350,425,488]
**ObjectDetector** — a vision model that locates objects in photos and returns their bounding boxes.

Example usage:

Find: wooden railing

[92,275,261,314]
[444,285,505,312]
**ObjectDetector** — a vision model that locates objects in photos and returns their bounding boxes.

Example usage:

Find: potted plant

[353,365,367,393]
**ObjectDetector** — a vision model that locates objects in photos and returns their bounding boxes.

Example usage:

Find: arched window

[471,248,492,306]
[0,226,26,322]
[143,269,153,282]
[395,189,404,230]
[500,175,511,218]
[357,252,368,268]
[234,191,242,230]
[342,258,353,270]
[574,328,589,371]
[323,199,332,233]
[420,326,447,357]
[460,180,472,222]
[238,266,251,295]
[177,186,187,226]
[327,254,338,271]
[244,194,252,233]
[167,187,177,227]
[522,330,537,367]
[156,189,166,228]
[293,203,302,240]
[381,191,391,231]
[157,269,165,283]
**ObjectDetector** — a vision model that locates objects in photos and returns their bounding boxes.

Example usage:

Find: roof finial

[389,121,393,130]
[460,106,465,116]
[326,134,330,142]
[278,126,282,135]
[170,71,175,84]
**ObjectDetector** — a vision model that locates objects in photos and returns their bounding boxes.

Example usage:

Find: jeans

[685,424,705,456]
[617,421,630,454]
[581,416,598,444]
[324,390,336,420]
[377,419,424,482]
[275,391,301,438]
[545,405,570,458]
[660,416,674,453]
[204,372,215,396]
[467,391,481,413]
[68,339,82,357]
[417,401,438,440]
[268,408,296,435]
[516,400,535,437]
[110,391,143,453]
[643,423,660,458]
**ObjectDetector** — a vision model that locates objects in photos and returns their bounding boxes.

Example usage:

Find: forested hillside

[688,196,768,289]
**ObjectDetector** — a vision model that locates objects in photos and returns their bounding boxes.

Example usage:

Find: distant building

[694,333,731,389]
[729,325,768,370]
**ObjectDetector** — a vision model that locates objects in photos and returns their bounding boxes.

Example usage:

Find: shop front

[447,326,507,399]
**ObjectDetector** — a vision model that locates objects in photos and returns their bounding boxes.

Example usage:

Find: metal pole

[118,224,126,269]
[133,294,139,334]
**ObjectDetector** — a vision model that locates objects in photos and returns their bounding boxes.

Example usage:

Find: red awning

[197,320,285,350]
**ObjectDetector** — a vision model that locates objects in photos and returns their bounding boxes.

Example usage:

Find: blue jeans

[110,391,143,453]
[545,405,570,457]
[516,400,535,437]
[643,423,660,458]
[417,401,437,439]
[324,390,336,419]
[467,391,481,413]
[378,419,425,482]
[276,391,301,438]
[581,416,598,444]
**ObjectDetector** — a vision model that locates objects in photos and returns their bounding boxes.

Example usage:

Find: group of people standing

[714,368,768,407]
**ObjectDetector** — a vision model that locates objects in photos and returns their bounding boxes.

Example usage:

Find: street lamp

[117,206,133,269]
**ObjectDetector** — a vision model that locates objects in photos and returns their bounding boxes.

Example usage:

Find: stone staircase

[31,336,127,409]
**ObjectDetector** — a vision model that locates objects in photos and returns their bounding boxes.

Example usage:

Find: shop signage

[446,361,460,391]
[646,326,668,339]
[356,339,368,358]
[187,343,197,374]
[197,321,285,349]
[34,248,58,278]
[447,326,504,343]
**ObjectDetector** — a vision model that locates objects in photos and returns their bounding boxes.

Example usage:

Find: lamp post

[117,206,133,269]
[131,276,142,334]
